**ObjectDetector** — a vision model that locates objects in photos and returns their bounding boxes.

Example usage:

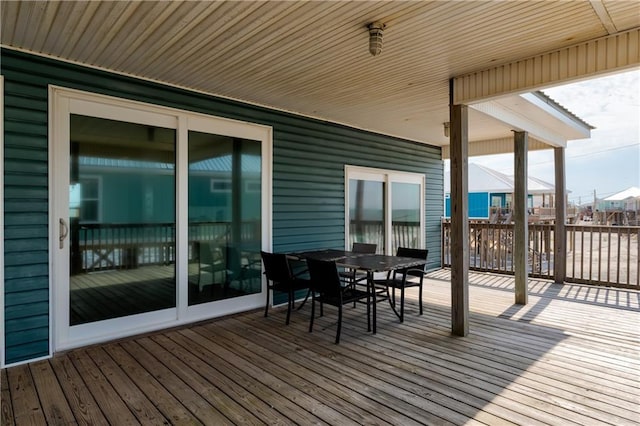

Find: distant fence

[442,221,639,289]
[73,221,260,273]
[349,220,421,252]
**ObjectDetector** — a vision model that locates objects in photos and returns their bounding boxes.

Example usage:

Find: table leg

[369,270,376,334]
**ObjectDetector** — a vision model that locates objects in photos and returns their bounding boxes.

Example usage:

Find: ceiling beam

[441,136,550,159]
[589,0,618,35]
[453,28,640,104]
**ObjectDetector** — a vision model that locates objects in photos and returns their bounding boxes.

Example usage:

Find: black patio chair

[339,242,377,287]
[261,251,311,325]
[374,247,428,322]
[307,257,370,344]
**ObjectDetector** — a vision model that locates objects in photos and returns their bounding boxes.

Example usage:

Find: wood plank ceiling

[1,1,638,148]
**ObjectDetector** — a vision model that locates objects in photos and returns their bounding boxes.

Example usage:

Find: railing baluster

[607,227,612,283]
[626,227,631,285]
[580,226,585,280]
[616,228,621,284]
[571,228,576,278]
[589,228,600,282]
[598,229,602,283]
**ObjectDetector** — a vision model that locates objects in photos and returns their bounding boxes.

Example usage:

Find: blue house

[444,163,556,220]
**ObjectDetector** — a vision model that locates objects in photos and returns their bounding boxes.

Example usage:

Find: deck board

[2,270,639,425]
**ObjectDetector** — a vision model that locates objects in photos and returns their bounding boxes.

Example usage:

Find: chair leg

[366,284,371,332]
[419,283,423,315]
[264,282,270,317]
[336,304,342,344]
[286,289,293,325]
[386,286,401,321]
[309,296,315,333]
[296,288,311,311]
[400,287,405,323]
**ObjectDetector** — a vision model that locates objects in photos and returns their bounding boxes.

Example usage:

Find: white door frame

[49,86,272,352]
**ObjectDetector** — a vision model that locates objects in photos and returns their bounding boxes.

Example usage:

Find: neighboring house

[595,187,640,225]
[444,164,557,219]
[597,186,640,211]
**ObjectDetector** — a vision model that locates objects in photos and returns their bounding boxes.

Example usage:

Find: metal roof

[2,1,636,149]
[604,186,640,201]
[444,163,556,194]
[79,155,261,173]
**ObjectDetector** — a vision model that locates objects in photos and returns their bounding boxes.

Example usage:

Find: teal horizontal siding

[2,48,443,364]
[2,53,51,364]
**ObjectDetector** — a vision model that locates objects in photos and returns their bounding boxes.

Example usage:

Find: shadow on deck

[2,271,639,425]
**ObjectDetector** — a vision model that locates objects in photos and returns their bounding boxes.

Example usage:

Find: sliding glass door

[51,88,271,350]
[188,132,262,305]
[346,166,424,255]
[68,115,177,326]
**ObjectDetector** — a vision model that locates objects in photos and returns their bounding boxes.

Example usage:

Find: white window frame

[49,86,273,352]
[345,165,425,255]
[74,175,102,223]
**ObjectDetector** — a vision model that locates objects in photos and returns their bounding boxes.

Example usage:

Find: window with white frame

[345,165,425,255]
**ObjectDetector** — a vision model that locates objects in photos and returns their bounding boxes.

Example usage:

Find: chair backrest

[306,257,342,298]
[197,241,216,264]
[395,247,429,274]
[260,251,293,283]
[225,245,243,274]
[352,242,377,254]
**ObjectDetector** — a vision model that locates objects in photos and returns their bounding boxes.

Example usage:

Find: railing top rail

[567,224,640,232]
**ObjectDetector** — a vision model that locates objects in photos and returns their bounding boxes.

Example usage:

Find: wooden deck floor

[3,270,639,425]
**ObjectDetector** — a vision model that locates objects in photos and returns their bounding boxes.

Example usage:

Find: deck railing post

[513,131,528,305]
[554,147,567,283]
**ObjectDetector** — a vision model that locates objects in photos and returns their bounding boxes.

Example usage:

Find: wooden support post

[514,131,528,305]
[450,103,469,336]
[554,147,567,284]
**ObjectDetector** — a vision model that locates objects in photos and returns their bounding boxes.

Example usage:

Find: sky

[456,68,640,206]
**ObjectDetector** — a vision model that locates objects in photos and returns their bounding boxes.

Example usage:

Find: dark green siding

[3,71,50,364]
[1,48,443,365]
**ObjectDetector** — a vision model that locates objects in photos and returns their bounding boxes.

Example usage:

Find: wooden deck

[3,270,639,425]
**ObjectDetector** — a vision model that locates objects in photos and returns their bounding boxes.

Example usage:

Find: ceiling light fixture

[443,122,450,137]
[368,22,385,56]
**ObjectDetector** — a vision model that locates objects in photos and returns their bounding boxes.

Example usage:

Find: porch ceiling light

[368,22,385,56]
[444,122,450,138]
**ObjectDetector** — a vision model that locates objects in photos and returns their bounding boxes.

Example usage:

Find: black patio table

[289,249,426,333]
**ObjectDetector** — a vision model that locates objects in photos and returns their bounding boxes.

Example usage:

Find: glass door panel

[348,179,384,252]
[69,114,176,326]
[391,182,421,251]
[188,131,262,305]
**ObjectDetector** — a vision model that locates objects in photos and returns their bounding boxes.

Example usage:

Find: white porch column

[450,104,469,336]
[514,131,528,305]
[554,147,567,283]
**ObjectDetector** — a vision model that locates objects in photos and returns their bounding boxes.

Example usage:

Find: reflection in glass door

[346,166,424,255]
[69,114,176,325]
[391,182,421,250]
[188,131,262,305]
[348,179,384,252]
